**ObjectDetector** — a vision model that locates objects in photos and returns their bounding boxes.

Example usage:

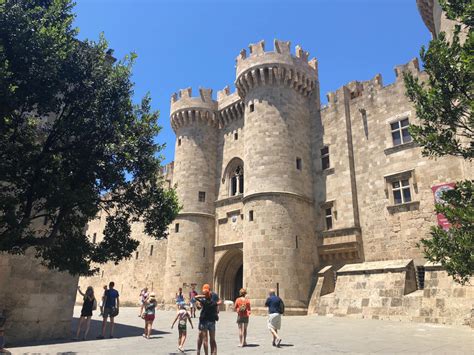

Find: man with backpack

[264,288,284,347]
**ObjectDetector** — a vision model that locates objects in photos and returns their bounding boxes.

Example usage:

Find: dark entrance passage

[214,249,243,302]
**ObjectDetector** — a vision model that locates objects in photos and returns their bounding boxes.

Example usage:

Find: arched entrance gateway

[214,249,243,302]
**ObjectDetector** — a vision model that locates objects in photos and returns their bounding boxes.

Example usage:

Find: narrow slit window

[175,223,180,233]
[296,157,302,170]
[150,245,154,256]
[325,207,333,230]
[295,236,299,249]
[92,233,97,244]
[249,103,254,112]
[135,251,139,259]
[178,138,182,146]
[198,191,206,202]
[249,210,254,222]
[321,146,330,170]
[203,247,206,257]
[43,216,48,226]
[234,132,238,140]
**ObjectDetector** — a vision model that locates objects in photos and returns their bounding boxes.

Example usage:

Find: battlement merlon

[217,85,242,111]
[170,87,218,115]
[235,39,318,81]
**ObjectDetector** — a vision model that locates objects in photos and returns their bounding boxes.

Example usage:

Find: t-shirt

[197,297,218,322]
[265,295,282,314]
[104,289,119,308]
[140,291,149,302]
[189,290,198,301]
[145,302,156,315]
[234,297,251,318]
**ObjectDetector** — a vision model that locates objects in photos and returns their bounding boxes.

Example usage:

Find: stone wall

[0,250,78,345]
[310,260,473,326]
[77,218,168,306]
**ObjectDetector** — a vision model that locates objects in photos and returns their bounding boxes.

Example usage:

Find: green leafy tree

[404,0,473,284]
[0,0,180,276]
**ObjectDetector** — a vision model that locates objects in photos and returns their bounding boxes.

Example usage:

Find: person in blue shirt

[265,289,284,347]
[97,281,120,339]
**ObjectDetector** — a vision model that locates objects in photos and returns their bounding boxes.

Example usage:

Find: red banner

[431,183,455,230]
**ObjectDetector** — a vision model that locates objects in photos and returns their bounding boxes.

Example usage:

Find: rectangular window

[92,233,97,244]
[249,103,254,112]
[249,210,254,222]
[175,223,180,233]
[234,132,238,140]
[391,118,412,146]
[325,208,333,230]
[391,179,411,205]
[321,146,330,170]
[198,191,206,202]
[178,138,182,146]
[150,245,154,256]
[135,251,139,260]
[296,157,302,170]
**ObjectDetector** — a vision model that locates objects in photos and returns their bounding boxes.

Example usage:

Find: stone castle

[1,0,471,347]
[80,0,473,325]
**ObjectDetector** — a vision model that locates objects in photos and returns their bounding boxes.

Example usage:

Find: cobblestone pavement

[7,307,474,354]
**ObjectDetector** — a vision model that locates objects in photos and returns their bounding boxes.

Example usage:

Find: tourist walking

[189,285,198,318]
[142,292,157,339]
[97,281,120,339]
[265,288,284,347]
[75,286,96,340]
[99,284,107,317]
[175,287,186,309]
[195,284,219,355]
[138,287,149,317]
[171,303,194,352]
[234,288,251,347]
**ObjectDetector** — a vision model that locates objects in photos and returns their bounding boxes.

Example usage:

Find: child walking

[171,304,193,352]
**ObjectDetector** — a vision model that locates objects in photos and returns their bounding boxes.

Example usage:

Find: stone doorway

[214,249,243,302]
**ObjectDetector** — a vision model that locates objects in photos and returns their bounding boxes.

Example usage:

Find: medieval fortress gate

[81,1,473,325]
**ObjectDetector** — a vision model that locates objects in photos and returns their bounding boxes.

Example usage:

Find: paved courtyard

[7,307,474,354]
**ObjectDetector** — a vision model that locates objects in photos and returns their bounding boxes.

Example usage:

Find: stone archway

[214,249,243,302]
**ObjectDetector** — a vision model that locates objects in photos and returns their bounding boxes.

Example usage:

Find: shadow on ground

[7,317,171,348]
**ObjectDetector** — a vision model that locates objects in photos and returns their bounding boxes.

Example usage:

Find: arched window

[223,158,244,197]
[230,165,244,196]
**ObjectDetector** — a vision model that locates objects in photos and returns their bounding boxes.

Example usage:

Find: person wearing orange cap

[195,284,220,355]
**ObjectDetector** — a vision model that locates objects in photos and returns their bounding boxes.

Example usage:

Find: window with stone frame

[391,179,412,205]
[321,146,330,170]
[390,118,412,146]
[384,169,417,207]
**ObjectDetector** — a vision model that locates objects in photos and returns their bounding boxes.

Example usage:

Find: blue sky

[74,0,431,165]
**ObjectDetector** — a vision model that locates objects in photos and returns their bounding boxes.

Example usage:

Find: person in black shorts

[75,286,96,340]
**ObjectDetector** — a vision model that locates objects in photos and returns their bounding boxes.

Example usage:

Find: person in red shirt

[234,288,251,347]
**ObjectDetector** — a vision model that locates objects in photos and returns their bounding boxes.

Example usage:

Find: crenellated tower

[163,88,219,304]
[236,40,319,314]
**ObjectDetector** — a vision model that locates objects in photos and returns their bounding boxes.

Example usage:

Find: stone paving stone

[6,307,474,354]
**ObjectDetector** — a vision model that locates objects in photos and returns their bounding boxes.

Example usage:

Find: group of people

[75,281,120,340]
[76,282,285,354]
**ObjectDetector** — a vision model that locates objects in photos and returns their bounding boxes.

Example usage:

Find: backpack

[238,299,247,313]
[278,299,285,315]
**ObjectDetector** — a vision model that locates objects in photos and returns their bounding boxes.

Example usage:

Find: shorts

[198,320,216,332]
[178,324,187,332]
[144,314,155,321]
[81,310,92,317]
[237,316,249,324]
[103,307,118,318]
[267,313,281,330]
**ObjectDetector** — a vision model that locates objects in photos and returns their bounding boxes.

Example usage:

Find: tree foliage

[404,0,473,284]
[0,0,180,275]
